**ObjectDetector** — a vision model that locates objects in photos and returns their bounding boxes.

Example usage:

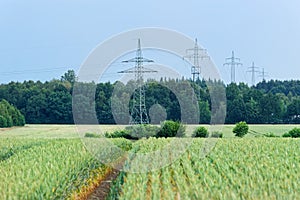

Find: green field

[112,138,300,199]
[0,125,300,199]
[0,124,127,139]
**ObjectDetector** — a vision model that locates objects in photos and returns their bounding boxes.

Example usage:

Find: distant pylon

[259,68,268,81]
[247,62,260,86]
[223,51,242,83]
[184,38,209,82]
[118,39,156,124]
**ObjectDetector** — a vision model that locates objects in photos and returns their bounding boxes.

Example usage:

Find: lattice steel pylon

[223,51,242,83]
[247,62,260,86]
[119,39,156,124]
[184,38,209,82]
[259,68,268,81]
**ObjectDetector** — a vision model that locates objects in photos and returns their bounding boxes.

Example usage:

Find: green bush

[282,132,291,137]
[211,131,223,138]
[233,121,249,138]
[283,128,300,138]
[105,130,135,139]
[104,121,186,139]
[85,133,101,138]
[193,126,208,137]
[104,125,160,140]
[125,125,159,139]
[156,120,186,138]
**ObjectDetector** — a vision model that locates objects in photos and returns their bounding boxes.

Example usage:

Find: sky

[0,0,300,84]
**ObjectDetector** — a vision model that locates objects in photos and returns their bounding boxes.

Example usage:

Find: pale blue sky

[0,0,300,84]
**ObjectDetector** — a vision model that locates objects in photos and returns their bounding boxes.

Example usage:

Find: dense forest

[0,70,299,125]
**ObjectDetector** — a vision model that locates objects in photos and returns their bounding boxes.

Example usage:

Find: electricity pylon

[119,39,156,124]
[184,38,209,82]
[223,51,242,83]
[259,68,268,81]
[247,62,260,86]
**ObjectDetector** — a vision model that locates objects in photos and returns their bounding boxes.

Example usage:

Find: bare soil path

[87,167,121,200]
[87,158,126,200]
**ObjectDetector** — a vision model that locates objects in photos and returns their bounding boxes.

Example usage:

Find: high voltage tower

[184,38,209,82]
[119,39,156,124]
[247,62,260,86]
[224,51,242,83]
[259,68,268,81]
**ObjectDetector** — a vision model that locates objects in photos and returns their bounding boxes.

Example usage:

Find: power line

[184,38,209,82]
[0,66,71,76]
[223,51,242,83]
[247,62,260,86]
[118,39,157,125]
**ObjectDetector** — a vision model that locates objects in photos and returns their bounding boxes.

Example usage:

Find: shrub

[282,132,291,137]
[233,121,249,138]
[282,128,300,138]
[193,126,208,138]
[125,124,159,139]
[211,131,223,138]
[105,130,135,139]
[104,121,186,139]
[287,128,300,138]
[85,132,101,138]
[104,125,160,140]
[156,120,186,138]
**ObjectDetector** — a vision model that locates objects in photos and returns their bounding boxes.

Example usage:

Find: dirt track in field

[87,157,126,200]
[87,167,121,200]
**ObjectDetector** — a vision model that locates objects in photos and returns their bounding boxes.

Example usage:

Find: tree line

[0,70,299,125]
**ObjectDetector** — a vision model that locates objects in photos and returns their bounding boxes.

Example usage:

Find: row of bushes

[105,120,186,139]
[193,122,248,138]
[92,120,300,139]
[104,120,224,139]
[0,99,25,128]
[103,121,248,139]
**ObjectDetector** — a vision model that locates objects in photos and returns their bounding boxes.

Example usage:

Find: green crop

[0,138,109,199]
[1,126,300,200]
[111,138,300,199]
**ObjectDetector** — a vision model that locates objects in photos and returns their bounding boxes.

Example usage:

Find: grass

[0,124,126,139]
